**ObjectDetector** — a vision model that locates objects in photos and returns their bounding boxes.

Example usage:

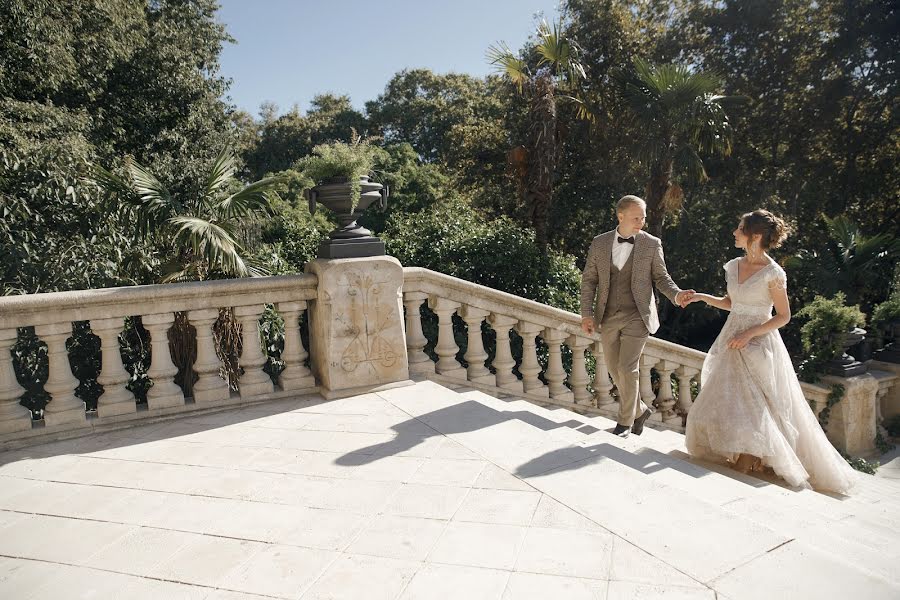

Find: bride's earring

[748,241,760,261]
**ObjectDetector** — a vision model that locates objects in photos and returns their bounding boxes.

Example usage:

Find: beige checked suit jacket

[579,230,681,335]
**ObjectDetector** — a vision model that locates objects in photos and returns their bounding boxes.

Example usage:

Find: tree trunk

[527,74,558,250]
[645,158,673,237]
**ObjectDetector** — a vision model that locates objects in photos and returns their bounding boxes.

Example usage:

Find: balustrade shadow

[335,397,725,485]
[0,394,328,467]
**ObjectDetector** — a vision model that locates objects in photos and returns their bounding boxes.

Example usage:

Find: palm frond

[216,175,282,221]
[674,145,708,182]
[536,19,572,69]
[169,216,250,279]
[126,157,177,213]
[88,163,136,201]
[487,42,529,93]
[204,147,238,201]
[90,160,178,239]
[557,94,596,123]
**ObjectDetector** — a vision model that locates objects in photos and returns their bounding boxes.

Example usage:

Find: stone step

[449,386,900,586]
[380,381,898,596]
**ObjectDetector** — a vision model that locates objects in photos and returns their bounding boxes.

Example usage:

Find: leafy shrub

[871,295,900,332]
[795,292,866,381]
[384,197,582,311]
[296,136,388,212]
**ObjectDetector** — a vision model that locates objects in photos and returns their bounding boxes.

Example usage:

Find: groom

[580,195,693,437]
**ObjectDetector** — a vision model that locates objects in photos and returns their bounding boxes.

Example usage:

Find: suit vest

[602,250,637,321]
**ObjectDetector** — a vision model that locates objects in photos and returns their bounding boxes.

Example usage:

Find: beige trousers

[600,308,650,426]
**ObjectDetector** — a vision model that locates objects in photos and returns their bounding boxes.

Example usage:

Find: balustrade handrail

[402,267,706,369]
[0,274,319,329]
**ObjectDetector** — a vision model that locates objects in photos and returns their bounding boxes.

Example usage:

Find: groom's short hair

[616,195,646,214]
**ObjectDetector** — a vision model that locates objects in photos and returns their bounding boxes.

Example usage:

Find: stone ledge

[0,384,319,452]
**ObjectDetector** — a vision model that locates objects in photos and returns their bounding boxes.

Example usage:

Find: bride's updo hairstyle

[740,209,790,250]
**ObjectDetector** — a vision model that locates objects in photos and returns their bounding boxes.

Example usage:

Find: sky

[217,0,562,118]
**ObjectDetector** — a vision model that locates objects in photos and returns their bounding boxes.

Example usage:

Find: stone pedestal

[871,361,900,421]
[821,373,879,457]
[305,257,411,399]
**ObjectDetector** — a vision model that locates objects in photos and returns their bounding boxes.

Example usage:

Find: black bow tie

[617,236,635,244]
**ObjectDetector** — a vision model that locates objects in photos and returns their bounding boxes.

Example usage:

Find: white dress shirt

[611,228,635,270]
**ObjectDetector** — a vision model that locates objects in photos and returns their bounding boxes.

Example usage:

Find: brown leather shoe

[611,424,630,437]
[631,408,653,436]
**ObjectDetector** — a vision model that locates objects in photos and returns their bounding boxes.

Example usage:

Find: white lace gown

[685,257,856,494]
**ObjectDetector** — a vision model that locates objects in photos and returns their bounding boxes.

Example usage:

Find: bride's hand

[727,330,754,349]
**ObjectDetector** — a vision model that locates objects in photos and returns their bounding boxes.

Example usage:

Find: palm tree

[617,58,741,236]
[91,148,283,395]
[92,148,280,282]
[786,215,900,309]
[488,18,594,249]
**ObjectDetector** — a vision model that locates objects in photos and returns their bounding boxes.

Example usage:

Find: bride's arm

[688,293,732,311]
[747,284,792,335]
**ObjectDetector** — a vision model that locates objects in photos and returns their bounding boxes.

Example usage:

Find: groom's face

[617,205,646,236]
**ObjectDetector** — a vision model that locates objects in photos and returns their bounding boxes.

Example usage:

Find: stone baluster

[567,335,592,405]
[34,322,84,426]
[591,340,614,407]
[460,306,493,385]
[188,309,230,403]
[0,329,31,434]
[676,366,699,416]
[92,318,137,417]
[543,328,573,402]
[235,305,274,398]
[277,301,316,392]
[876,385,890,439]
[404,292,434,375]
[655,360,680,425]
[142,313,186,410]
[489,314,523,393]
[515,321,548,398]
[640,354,661,423]
[428,297,466,380]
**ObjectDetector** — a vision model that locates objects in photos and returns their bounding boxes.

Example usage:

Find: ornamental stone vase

[304,176,388,259]
[873,320,900,364]
[827,326,868,376]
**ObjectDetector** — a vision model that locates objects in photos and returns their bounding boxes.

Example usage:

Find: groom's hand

[676,290,696,307]
[581,317,595,335]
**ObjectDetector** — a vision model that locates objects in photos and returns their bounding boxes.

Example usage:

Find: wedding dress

[685,256,856,494]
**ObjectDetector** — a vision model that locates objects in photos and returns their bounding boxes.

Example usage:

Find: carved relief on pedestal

[334,268,401,374]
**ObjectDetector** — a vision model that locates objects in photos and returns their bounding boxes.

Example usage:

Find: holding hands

[675,289,696,308]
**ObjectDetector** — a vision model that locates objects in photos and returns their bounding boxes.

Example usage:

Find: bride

[683,209,855,494]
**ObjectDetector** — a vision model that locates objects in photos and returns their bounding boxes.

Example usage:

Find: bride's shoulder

[766,260,788,287]
[723,257,741,273]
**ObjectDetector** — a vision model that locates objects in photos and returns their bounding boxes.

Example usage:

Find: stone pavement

[1,380,898,599]
[875,445,900,480]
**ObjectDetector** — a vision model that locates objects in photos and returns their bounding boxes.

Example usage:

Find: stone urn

[873,319,900,363]
[305,176,389,259]
[827,326,868,376]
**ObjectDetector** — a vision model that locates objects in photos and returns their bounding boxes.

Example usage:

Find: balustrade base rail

[0,385,320,453]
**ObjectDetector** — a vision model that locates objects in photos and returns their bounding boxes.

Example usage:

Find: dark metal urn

[305,176,389,259]
[826,326,868,376]
[873,320,900,364]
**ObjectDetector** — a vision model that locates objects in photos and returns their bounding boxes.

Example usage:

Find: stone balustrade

[401,268,706,431]
[2,263,895,456]
[0,275,318,448]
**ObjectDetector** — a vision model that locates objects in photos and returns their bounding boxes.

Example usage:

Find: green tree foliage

[384,197,582,312]
[488,18,595,248]
[1,0,237,293]
[243,95,366,180]
[615,58,741,235]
